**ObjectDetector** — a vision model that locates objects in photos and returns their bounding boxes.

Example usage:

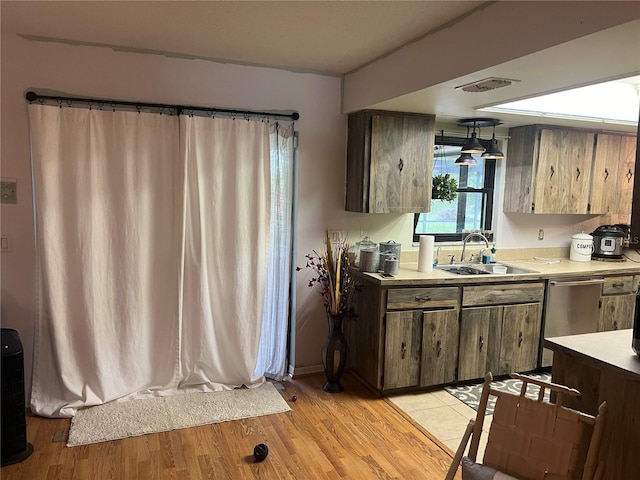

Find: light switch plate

[1,180,17,204]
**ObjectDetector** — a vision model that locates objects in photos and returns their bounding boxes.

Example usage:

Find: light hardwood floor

[1,373,458,479]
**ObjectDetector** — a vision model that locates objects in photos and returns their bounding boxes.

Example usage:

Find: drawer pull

[611,282,624,288]
[518,331,523,347]
[478,336,484,352]
[401,341,407,359]
[415,295,431,302]
[436,340,442,357]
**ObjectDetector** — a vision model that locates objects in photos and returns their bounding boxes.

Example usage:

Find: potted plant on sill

[432,173,458,202]
[297,230,356,393]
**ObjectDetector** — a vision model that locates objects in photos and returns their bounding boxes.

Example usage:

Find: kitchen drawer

[462,282,544,307]
[602,276,634,295]
[387,287,459,310]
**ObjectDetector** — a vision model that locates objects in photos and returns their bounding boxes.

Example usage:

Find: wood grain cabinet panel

[601,275,634,295]
[462,282,544,307]
[590,133,636,215]
[383,311,422,389]
[504,126,594,214]
[387,287,459,310]
[458,306,502,381]
[499,303,542,374]
[598,295,635,332]
[420,309,459,387]
[345,110,435,213]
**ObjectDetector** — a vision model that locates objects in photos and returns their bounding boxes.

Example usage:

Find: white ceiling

[2,1,640,132]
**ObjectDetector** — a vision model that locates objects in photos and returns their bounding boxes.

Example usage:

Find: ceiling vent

[455,77,520,93]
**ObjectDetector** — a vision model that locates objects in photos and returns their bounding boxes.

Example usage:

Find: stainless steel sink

[436,265,491,275]
[436,263,539,275]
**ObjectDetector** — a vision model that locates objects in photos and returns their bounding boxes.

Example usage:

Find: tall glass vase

[321,314,348,393]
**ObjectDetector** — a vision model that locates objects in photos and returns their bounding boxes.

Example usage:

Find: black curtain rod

[25,91,300,121]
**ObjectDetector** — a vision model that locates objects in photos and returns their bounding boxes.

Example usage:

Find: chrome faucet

[461,232,490,263]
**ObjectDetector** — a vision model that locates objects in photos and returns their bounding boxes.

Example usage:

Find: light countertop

[354,256,640,286]
[544,329,640,377]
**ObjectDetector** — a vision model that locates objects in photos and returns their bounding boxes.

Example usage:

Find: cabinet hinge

[380,375,384,389]
[587,203,591,213]
[454,367,458,380]
[598,299,602,309]
[531,203,535,212]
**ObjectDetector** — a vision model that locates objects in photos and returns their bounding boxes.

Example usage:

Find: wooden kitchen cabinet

[504,125,636,215]
[458,283,543,380]
[504,125,594,214]
[347,281,460,392]
[345,110,435,213]
[382,287,459,390]
[383,308,459,389]
[598,275,636,331]
[590,133,636,215]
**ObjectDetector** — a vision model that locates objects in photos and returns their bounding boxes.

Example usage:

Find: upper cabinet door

[590,133,636,215]
[345,110,435,213]
[534,128,594,214]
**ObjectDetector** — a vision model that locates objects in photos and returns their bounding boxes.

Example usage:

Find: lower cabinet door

[420,309,459,387]
[598,294,635,331]
[383,311,421,390]
[499,303,542,374]
[458,306,502,381]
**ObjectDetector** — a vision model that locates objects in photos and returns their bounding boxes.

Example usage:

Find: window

[413,135,496,242]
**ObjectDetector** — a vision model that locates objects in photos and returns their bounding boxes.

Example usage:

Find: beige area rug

[67,382,290,447]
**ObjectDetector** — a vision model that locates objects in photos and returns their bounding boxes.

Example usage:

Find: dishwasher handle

[549,278,604,287]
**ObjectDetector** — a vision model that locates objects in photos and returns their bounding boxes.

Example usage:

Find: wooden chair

[445,372,608,480]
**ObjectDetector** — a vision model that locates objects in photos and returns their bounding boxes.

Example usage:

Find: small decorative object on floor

[290,395,297,402]
[297,230,356,393]
[253,443,269,462]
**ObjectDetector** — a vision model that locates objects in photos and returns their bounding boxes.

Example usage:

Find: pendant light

[461,121,485,154]
[454,152,478,165]
[481,122,505,159]
[457,118,503,160]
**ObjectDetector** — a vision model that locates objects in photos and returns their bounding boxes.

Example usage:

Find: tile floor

[389,387,492,458]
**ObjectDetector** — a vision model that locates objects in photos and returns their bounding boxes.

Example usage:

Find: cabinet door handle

[398,158,404,172]
[436,340,442,357]
[401,341,407,359]
[627,169,633,182]
[576,167,581,180]
[415,295,431,302]
[603,168,609,182]
[518,331,523,348]
[550,166,555,179]
[478,336,484,352]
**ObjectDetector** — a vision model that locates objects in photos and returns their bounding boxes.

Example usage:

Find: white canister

[570,232,593,262]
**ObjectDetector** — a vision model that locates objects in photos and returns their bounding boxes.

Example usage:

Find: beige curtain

[29,106,271,417]
[179,115,271,387]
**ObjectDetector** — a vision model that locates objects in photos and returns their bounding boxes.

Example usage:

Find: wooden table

[544,330,640,480]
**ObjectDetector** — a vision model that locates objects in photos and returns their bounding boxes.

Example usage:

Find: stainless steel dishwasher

[541,277,604,367]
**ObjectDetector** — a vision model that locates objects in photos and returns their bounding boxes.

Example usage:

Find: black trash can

[1,328,34,466]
